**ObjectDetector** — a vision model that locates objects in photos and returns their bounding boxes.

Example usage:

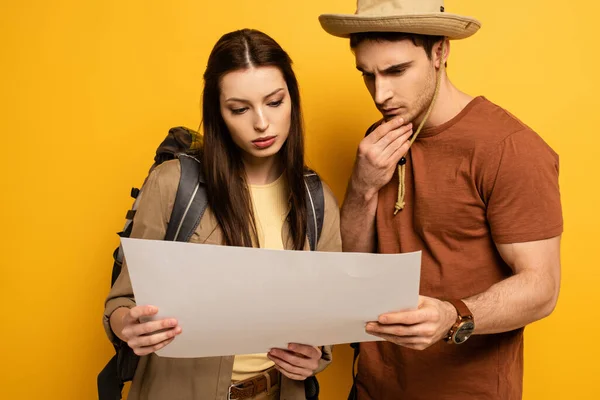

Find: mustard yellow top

[231,173,289,381]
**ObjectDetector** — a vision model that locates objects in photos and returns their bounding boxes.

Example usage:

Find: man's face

[354,39,438,123]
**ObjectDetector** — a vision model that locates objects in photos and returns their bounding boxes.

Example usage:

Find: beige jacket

[103,160,342,400]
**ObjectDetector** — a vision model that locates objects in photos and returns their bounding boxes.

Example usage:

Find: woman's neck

[243,154,283,185]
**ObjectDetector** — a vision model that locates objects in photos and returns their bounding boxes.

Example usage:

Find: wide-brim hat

[319,0,481,40]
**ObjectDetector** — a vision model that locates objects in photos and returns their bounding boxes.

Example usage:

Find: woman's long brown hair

[198,29,307,250]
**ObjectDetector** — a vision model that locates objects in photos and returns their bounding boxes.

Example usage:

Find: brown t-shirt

[357,97,563,400]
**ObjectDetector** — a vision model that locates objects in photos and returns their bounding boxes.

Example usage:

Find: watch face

[454,321,475,344]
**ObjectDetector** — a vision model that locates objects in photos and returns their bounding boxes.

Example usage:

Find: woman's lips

[252,136,277,149]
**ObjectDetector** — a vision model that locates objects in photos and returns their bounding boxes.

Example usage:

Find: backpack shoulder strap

[347,342,360,400]
[302,169,325,399]
[165,159,323,248]
[303,168,325,251]
[164,155,208,242]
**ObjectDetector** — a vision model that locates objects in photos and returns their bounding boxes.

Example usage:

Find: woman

[103,29,341,400]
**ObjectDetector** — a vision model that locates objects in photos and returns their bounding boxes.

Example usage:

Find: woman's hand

[267,344,322,380]
[116,305,182,356]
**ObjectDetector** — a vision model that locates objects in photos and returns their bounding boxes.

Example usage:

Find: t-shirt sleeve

[482,128,563,244]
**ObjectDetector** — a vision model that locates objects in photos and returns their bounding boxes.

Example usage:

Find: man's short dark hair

[350,32,445,60]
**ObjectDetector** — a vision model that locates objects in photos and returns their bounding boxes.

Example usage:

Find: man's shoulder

[437,97,559,181]
[463,96,537,143]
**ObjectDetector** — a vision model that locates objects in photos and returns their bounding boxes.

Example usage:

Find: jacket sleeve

[102,161,180,344]
[316,181,342,253]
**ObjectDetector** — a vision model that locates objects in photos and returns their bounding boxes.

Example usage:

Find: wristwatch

[444,299,475,344]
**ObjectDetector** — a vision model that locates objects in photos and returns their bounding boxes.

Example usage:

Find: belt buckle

[227,382,240,400]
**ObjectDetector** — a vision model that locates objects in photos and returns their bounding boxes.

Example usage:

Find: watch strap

[444,299,474,343]
[446,299,473,319]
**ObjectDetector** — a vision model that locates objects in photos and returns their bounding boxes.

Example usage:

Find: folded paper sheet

[121,238,421,358]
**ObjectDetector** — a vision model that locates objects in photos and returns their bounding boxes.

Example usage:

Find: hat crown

[356,0,444,16]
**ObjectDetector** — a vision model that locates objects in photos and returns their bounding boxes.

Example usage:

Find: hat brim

[319,13,481,40]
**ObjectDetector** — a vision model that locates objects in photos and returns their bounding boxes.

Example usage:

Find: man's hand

[340,118,413,253]
[350,118,413,201]
[366,296,457,350]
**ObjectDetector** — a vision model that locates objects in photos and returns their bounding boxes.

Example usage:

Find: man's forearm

[463,269,559,335]
[340,181,378,253]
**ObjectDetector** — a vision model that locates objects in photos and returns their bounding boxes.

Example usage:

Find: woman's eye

[231,107,248,115]
[268,100,283,107]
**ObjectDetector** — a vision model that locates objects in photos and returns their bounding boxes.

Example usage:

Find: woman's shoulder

[321,180,339,209]
[305,168,339,212]
[151,158,182,181]
[142,159,183,207]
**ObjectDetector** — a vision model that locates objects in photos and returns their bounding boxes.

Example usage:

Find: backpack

[347,342,360,400]
[98,126,325,400]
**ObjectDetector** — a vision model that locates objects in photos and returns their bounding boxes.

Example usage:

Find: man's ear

[434,38,450,69]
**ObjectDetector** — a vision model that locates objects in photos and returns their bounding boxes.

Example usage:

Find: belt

[228,368,280,400]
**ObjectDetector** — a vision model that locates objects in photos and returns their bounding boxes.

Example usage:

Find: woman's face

[219,66,292,163]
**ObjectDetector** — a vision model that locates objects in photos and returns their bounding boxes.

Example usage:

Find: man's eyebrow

[382,62,413,73]
[356,62,414,74]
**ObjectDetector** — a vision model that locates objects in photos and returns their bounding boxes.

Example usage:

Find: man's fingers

[367,118,406,142]
[377,297,431,325]
[377,309,431,325]
[374,123,413,152]
[385,144,409,168]
[361,126,412,172]
[366,321,436,338]
[380,129,413,162]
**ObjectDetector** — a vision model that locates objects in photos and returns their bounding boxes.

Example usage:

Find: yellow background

[1,1,597,399]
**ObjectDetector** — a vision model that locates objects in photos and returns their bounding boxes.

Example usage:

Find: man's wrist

[348,178,378,205]
[442,299,476,344]
[442,300,459,335]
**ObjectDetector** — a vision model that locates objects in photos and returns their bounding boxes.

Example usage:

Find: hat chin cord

[394,39,446,215]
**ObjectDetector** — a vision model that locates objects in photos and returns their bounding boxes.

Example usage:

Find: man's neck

[417,77,474,129]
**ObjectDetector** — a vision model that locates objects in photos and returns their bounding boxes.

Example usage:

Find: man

[319,1,562,399]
